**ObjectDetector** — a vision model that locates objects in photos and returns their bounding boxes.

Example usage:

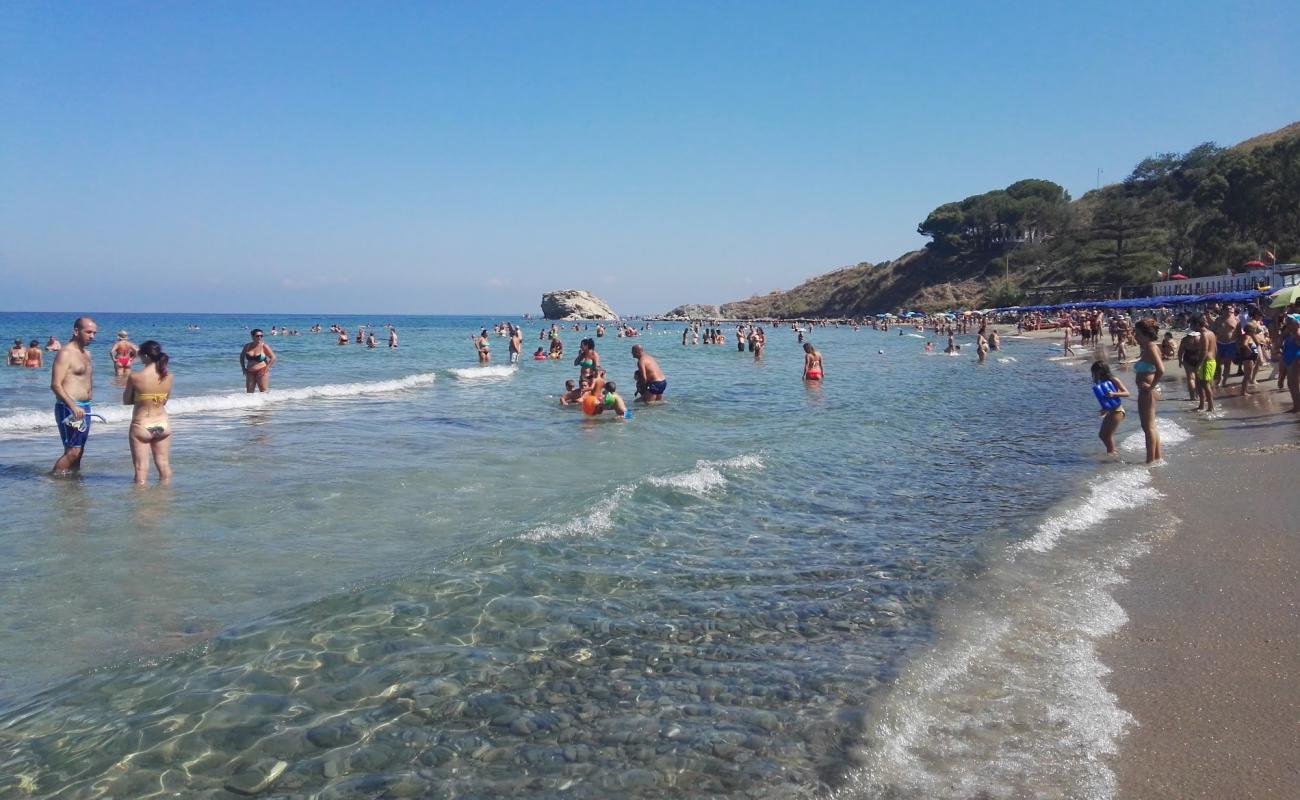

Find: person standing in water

[25,340,44,369]
[632,344,667,401]
[1132,318,1164,463]
[1090,361,1130,455]
[388,327,399,349]
[240,329,276,393]
[124,340,173,484]
[50,317,97,474]
[1190,315,1217,412]
[801,342,824,381]
[476,329,491,364]
[109,331,137,375]
[509,325,522,364]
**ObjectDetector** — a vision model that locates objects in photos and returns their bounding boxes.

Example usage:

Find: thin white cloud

[279,276,352,291]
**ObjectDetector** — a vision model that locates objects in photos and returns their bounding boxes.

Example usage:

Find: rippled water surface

[0,313,1110,797]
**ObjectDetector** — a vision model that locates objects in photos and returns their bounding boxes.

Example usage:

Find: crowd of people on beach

[15,296,1300,484]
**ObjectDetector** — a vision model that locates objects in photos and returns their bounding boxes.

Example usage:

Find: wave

[645,454,766,496]
[1015,467,1159,554]
[0,373,437,435]
[523,454,764,541]
[836,473,1175,800]
[446,365,517,380]
[1120,416,1192,453]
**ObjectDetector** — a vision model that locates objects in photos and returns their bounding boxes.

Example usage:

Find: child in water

[1091,361,1130,454]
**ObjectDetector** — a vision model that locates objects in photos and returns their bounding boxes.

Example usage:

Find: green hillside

[714,122,1300,317]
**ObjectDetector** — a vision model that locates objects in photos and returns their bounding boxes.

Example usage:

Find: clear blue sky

[2,1,1297,315]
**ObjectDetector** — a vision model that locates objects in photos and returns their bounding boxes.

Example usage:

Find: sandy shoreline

[1103,396,1299,798]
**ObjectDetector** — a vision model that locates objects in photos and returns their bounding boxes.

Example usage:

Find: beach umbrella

[1269,285,1300,308]
[1244,260,1267,269]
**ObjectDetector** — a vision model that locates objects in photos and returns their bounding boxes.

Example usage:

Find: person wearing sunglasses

[240,328,277,393]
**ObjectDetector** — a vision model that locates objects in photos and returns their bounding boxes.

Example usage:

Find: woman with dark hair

[1132,318,1164,463]
[123,340,173,483]
[25,340,43,368]
[240,329,276,392]
[1090,361,1130,455]
[574,338,599,382]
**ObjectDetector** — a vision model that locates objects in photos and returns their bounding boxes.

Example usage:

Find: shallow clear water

[0,313,1139,797]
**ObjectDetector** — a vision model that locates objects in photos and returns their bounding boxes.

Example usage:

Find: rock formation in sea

[540,290,619,320]
[660,304,722,320]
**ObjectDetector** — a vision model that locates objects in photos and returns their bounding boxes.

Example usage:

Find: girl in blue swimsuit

[1091,361,1130,455]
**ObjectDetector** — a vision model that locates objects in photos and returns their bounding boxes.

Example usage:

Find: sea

[0,312,1193,799]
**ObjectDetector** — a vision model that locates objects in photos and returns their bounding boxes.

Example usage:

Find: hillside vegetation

[713,122,1300,317]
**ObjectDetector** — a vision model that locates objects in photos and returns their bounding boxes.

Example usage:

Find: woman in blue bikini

[1132,319,1164,463]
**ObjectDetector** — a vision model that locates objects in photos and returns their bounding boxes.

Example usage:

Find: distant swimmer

[367,331,377,349]
[533,347,547,361]
[241,328,277,393]
[988,329,1000,351]
[1090,361,1130,455]
[356,326,365,344]
[631,345,666,402]
[476,329,491,364]
[45,335,62,352]
[124,340,173,484]
[9,338,26,366]
[976,331,988,364]
[924,341,934,354]
[388,327,399,349]
[337,330,348,345]
[945,333,956,354]
[1132,318,1164,463]
[110,331,137,375]
[50,317,98,475]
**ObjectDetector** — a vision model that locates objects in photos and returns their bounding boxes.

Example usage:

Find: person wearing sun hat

[109,330,137,375]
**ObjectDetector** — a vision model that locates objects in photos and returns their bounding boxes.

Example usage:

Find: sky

[2,1,1297,316]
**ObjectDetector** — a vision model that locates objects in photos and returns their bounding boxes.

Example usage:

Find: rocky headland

[541,290,619,320]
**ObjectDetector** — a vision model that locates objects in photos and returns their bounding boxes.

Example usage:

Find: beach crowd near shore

[11,295,1300,485]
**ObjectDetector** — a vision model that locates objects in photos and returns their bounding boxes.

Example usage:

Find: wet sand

[1105,409,1300,798]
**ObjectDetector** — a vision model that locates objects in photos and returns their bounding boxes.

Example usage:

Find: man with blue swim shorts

[1212,306,1239,388]
[50,316,97,474]
[631,344,668,403]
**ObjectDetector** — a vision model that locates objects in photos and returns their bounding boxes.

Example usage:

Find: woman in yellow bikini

[123,340,173,484]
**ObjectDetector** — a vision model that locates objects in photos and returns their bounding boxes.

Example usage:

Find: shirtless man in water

[1190,315,1217,412]
[50,317,98,474]
[631,345,666,402]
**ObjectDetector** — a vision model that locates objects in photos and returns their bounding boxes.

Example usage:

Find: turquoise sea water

[0,312,1177,797]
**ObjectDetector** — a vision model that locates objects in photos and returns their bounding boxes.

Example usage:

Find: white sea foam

[0,373,437,435]
[1119,416,1192,453]
[522,485,633,542]
[523,455,763,539]
[446,365,517,380]
[996,356,1018,363]
[906,333,926,338]
[1015,467,1158,554]
[836,484,1173,800]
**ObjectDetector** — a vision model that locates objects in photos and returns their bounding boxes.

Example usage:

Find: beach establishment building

[1151,264,1300,297]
